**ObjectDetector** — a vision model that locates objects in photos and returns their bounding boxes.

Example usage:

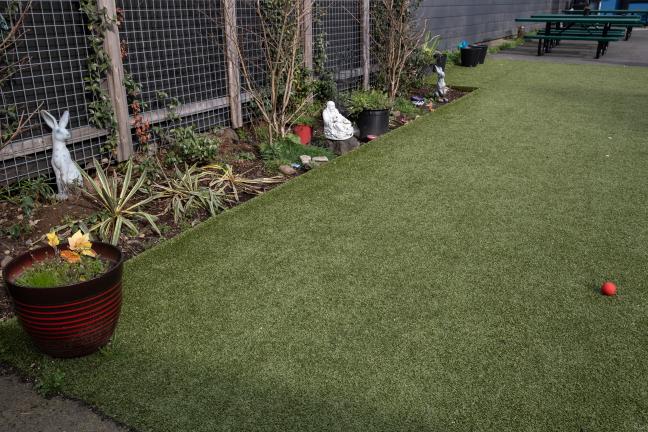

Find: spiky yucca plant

[153,164,225,223]
[203,164,283,202]
[79,159,161,245]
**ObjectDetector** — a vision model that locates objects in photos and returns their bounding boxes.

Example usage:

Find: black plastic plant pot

[435,54,447,70]
[460,47,480,67]
[357,109,390,139]
[470,44,488,64]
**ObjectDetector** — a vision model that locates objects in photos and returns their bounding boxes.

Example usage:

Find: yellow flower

[46,231,60,248]
[80,248,97,258]
[68,230,93,252]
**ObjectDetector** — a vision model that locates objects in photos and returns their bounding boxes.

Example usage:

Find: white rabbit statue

[432,65,449,103]
[41,110,83,199]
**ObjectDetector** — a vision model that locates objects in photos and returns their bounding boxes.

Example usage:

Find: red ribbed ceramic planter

[2,243,123,358]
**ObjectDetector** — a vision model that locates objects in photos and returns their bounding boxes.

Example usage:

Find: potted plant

[292,114,316,145]
[470,43,488,64]
[458,40,479,67]
[2,230,123,358]
[346,90,393,140]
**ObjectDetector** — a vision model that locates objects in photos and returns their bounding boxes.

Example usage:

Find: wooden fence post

[362,0,370,90]
[223,0,243,129]
[303,0,313,69]
[97,0,133,161]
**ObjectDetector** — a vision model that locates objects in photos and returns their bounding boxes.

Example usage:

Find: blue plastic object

[458,40,469,49]
[410,95,425,107]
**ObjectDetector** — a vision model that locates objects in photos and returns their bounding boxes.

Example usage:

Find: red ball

[601,281,617,297]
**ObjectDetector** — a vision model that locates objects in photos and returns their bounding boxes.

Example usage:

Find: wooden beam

[362,0,371,90]
[97,0,133,161]
[222,0,243,129]
[134,93,250,126]
[1,92,252,162]
[303,0,313,69]
[0,126,107,160]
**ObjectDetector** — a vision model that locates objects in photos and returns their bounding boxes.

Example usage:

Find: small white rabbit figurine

[432,65,449,103]
[41,110,82,199]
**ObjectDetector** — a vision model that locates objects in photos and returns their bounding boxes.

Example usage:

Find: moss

[15,256,109,288]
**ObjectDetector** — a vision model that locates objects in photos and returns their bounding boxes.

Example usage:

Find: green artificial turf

[2,60,648,431]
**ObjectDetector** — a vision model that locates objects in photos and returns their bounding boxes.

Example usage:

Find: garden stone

[312,156,330,167]
[326,137,360,155]
[322,101,354,141]
[214,127,239,144]
[279,165,297,176]
[299,155,312,165]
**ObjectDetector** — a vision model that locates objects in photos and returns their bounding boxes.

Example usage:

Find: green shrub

[344,90,393,116]
[162,126,220,165]
[393,97,422,117]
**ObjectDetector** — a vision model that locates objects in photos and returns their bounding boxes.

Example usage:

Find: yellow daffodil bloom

[46,231,60,248]
[68,230,93,252]
[81,248,97,258]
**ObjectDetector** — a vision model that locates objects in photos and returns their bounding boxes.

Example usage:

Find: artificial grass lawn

[2,60,648,431]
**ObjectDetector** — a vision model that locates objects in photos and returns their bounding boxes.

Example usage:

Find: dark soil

[409,85,469,106]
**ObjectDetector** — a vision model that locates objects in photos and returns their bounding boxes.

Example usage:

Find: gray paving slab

[493,28,648,67]
[0,365,129,432]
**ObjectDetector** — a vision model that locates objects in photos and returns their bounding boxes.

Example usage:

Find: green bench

[524,35,621,57]
[515,15,641,58]
[536,29,626,37]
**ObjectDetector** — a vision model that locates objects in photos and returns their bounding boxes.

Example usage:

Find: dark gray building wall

[417,0,563,50]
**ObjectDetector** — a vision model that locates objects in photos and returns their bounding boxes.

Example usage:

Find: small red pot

[2,243,123,358]
[293,124,313,145]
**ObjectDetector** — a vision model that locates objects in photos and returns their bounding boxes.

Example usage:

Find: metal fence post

[362,0,370,90]
[223,0,243,129]
[97,0,133,161]
[303,0,313,69]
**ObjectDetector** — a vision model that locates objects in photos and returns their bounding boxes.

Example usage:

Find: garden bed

[0,87,470,321]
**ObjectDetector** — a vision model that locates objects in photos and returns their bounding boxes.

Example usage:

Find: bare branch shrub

[223,0,314,144]
[1,0,38,150]
[371,0,425,101]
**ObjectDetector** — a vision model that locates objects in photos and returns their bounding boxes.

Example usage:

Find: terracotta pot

[2,243,123,358]
[293,124,313,145]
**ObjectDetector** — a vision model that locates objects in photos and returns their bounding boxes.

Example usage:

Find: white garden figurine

[432,65,449,103]
[322,101,354,141]
[41,110,82,199]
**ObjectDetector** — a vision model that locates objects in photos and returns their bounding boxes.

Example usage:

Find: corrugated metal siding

[417,0,562,50]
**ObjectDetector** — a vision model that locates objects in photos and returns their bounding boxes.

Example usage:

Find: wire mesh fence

[0,0,375,185]
[117,0,230,145]
[0,0,105,184]
[314,0,363,92]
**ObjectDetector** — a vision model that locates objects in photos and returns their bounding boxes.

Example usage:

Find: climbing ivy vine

[79,0,119,153]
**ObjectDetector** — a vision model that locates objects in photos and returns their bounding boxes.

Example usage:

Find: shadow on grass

[0,322,441,432]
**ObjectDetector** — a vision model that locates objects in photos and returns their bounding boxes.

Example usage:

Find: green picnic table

[563,8,648,30]
[515,15,642,58]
